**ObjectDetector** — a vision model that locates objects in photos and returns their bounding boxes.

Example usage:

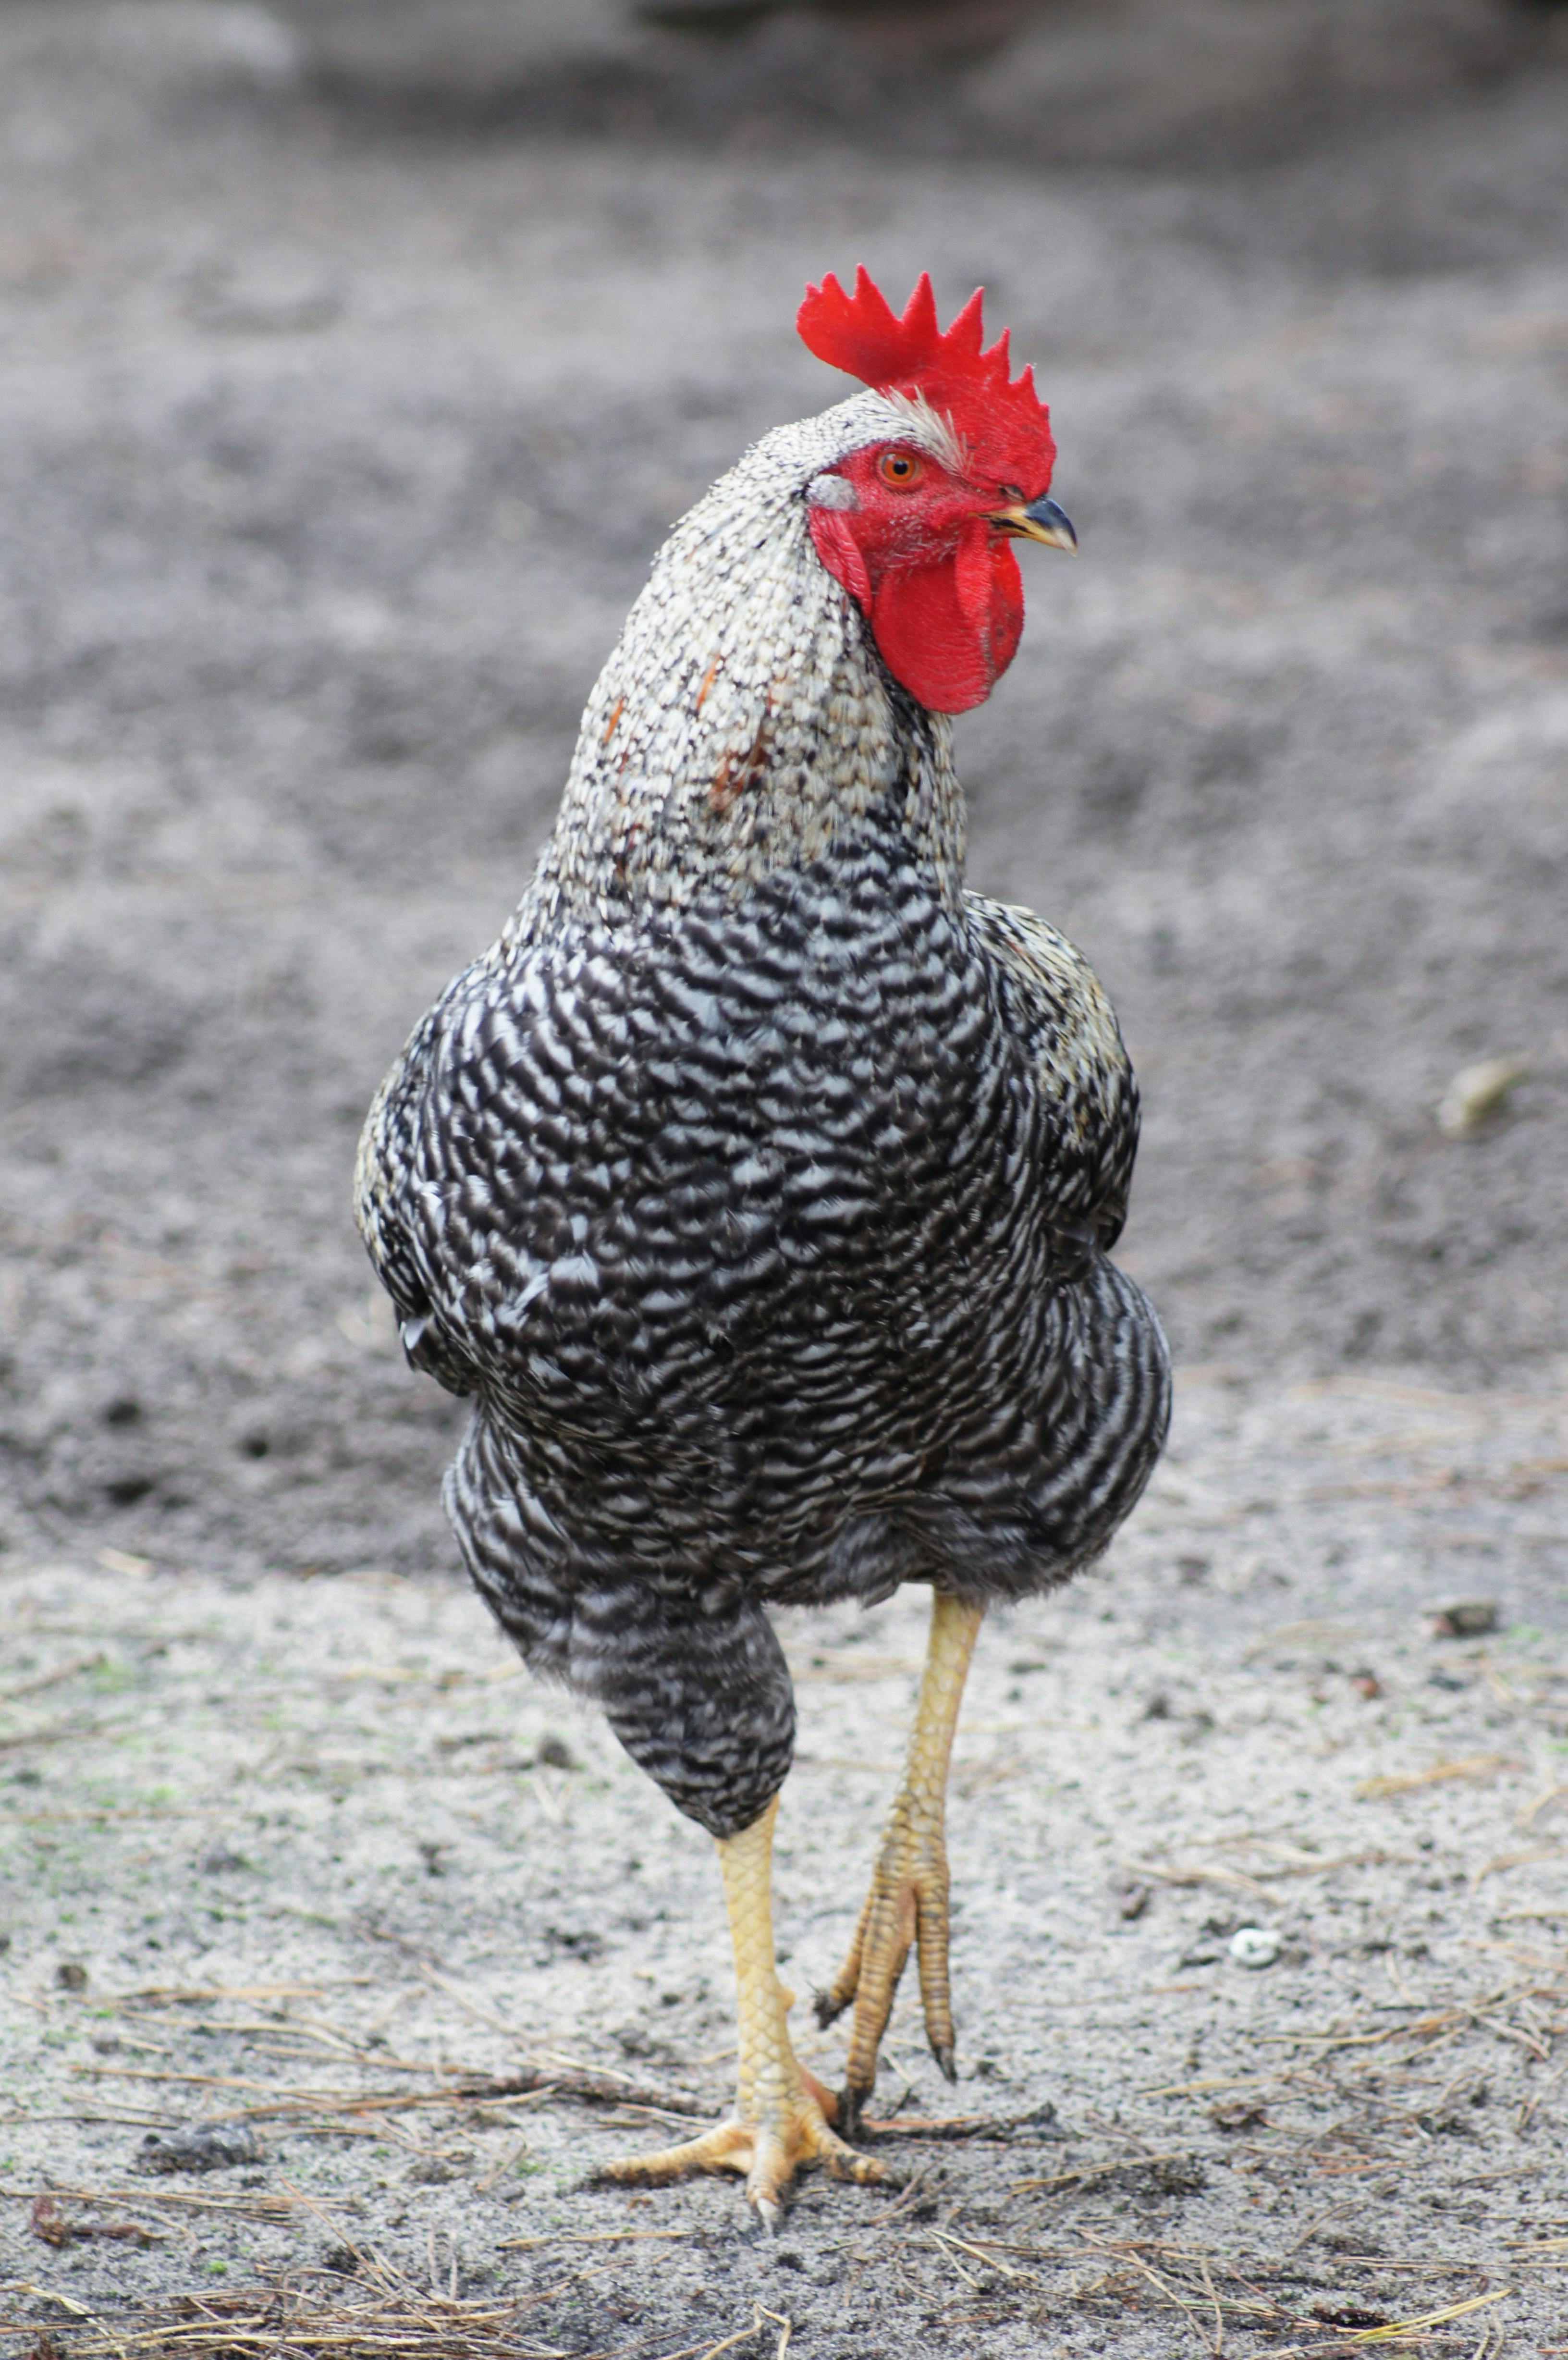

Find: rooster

[356,269,1170,2224]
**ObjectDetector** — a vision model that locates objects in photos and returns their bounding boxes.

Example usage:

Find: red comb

[796,267,1055,494]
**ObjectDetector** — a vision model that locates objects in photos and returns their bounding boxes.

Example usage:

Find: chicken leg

[816,1589,984,2131]
[599,1796,882,2227]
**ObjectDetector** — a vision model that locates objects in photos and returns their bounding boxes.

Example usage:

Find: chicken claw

[816,1593,984,2131]
[599,1799,882,2226]
[599,2056,876,2229]
[816,1794,956,2117]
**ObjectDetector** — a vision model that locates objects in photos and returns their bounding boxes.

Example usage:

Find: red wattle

[871,540,1024,716]
[810,506,1027,716]
[954,514,996,637]
[871,565,990,713]
[986,540,1025,679]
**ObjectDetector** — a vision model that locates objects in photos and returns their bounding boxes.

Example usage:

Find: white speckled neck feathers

[512,393,968,945]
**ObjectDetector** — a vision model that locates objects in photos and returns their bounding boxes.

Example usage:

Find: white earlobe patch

[806,472,859,512]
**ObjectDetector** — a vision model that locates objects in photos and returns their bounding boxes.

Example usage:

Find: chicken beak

[991,493,1077,552]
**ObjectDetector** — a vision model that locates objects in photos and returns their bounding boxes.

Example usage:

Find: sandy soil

[2,4,1568,2353]
[5,1372,1568,2353]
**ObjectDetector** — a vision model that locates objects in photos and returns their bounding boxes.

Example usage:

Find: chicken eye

[877,451,925,490]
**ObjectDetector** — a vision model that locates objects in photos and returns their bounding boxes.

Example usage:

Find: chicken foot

[598,1796,882,2227]
[815,1589,984,2132]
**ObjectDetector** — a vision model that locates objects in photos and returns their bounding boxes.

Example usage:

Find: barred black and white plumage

[356,374,1170,1844]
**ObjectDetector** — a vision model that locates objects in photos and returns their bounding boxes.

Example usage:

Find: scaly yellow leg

[598,1796,882,2227]
[816,1590,984,2129]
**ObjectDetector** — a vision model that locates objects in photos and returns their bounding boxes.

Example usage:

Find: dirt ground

[2,3,1568,2354]
[5,1375,1568,2353]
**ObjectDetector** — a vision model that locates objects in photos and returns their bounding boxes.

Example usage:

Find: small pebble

[140,2123,263,2175]
[1210,2097,1268,2132]
[1430,1600,1498,1638]
[1229,1925,1282,1969]
[197,1844,250,1875]
[1435,1055,1530,1137]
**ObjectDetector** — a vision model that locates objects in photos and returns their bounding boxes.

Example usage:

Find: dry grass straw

[1122,1845,1403,1903]
[6,2192,784,2360]
[695,2310,792,2360]
[3,2273,791,2360]
[1067,2239,1512,2354]
[1250,1970,1567,2072]
[902,2223,1515,2353]
[1142,1937,1567,2112]
[1009,2148,1194,2195]
[75,2013,1048,2155]
[1356,1758,1519,1801]
[74,2053,716,2129]
[0,1652,106,1702]
[2,2276,563,2360]
[1,2184,313,2224]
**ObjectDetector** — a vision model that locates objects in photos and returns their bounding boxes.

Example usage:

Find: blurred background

[0,0,1565,1580]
